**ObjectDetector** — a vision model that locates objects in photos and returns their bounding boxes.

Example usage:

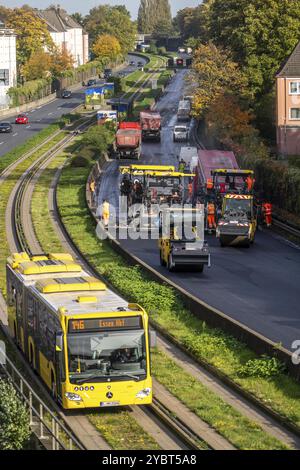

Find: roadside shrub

[70,155,90,168]
[0,379,31,450]
[238,356,286,379]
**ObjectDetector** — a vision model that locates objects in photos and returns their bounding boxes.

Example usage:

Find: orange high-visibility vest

[207,203,215,215]
[207,179,214,190]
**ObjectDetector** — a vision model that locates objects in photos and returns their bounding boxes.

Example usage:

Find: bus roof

[213,169,254,176]
[29,280,135,317]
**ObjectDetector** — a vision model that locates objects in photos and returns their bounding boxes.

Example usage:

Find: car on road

[15,114,29,125]
[173,124,189,142]
[87,79,97,87]
[118,71,126,78]
[61,89,72,98]
[0,122,12,133]
[129,60,135,66]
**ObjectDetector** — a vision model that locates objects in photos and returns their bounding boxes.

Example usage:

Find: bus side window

[46,314,56,361]
[39,305,48,357]
[27,295,35,330]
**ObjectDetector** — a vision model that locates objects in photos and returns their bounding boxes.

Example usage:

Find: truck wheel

[196,265,204,273]
[160,251,166,266]
[167,255,175,272]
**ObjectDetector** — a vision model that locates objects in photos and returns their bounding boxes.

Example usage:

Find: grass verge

[152,349,288,450]
[89,410,160,450]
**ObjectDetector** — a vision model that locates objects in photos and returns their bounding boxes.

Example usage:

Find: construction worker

[178,159,186,173]
[89,179,96,206]
[245,174,255,193]
[188,180,193,203]
[101,199,110,228]
[206,178,214,191]
[207,201,216,230]
[262,202,272,227]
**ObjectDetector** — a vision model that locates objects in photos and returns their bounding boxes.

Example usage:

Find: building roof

[37,6,82,33]
[277,41,300,78]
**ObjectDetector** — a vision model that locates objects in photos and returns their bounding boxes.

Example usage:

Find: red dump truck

[140,111,161,142]
[115,122,142,159]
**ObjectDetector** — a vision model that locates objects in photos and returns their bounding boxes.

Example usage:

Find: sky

[0,0,200,18]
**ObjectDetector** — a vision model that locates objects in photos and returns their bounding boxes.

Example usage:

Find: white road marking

[0,142,4,145]
[13,133,18,136]
[48,112,53,115]
[37,119,41,122]
[26,125,31,128]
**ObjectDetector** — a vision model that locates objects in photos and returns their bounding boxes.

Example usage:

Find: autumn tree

[92,34,121,62]
[189,43,248,117]
[210,0,300,97]
[84,5,136,55]
[6,8,53,69]
[138,0,172,34]
[21,50,52,80]
[0,5,11,23]
[50,47,75,77]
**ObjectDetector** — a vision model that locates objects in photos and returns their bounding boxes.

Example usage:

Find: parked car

[173,124,189,142]
[137,61,143,66]
[62,89,72,98]
[0,122,12,133]
[15,114,29,125]
[87,79,97,87]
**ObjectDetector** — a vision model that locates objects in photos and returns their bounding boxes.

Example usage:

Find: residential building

[37,6,89,68]
[0,23,17,107]
[276,41,300,155]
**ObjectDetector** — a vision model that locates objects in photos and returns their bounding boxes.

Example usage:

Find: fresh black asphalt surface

[97,69,300,351]
[0,54,147,158]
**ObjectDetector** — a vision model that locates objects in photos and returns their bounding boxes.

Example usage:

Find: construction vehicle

[120,164,194,207]
[193,151,262,245]
[140,111,161,142]
[158,208,210,272]
[216,194,257,247]
[115,122,142,159]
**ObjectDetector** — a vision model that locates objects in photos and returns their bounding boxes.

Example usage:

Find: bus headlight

[65,392,82,401]
[136,388,151,399]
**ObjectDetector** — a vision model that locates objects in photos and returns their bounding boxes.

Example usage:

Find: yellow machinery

[6,252,152,409]
[216,194,257,247]
[158,208,210,272]
[120,164,195,206]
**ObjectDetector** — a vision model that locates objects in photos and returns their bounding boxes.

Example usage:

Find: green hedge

[254,159,300,216]
[7,79,52,107]
[0,379,30,450]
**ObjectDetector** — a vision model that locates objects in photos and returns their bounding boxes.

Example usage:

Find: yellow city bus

[6,253,152,409]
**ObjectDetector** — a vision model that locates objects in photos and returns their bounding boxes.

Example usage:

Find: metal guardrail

[0,347,84,450]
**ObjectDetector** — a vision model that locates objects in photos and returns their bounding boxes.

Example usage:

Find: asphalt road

[0,54,147,158]
[97,69,300,351]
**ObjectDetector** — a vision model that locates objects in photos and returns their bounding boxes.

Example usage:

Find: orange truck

[140,111,161,142]
[115,122,142,159]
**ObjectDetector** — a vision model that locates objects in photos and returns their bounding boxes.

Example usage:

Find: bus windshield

[67,329,147,383]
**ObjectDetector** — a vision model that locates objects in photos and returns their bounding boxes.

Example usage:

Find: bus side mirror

[55,333,63,352]
[150,330,157,348]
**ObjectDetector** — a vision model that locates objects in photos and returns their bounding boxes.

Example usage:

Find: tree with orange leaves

[92,34,121,63]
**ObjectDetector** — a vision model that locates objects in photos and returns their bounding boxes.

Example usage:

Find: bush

[70,155,90,168]
[238,356,286,379]
[0,379,31,450]
[158,47,167,55]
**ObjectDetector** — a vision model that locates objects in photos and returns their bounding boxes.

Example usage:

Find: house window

[0,69,9,86]
[290,82,300,94]
[290,108,300,120]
